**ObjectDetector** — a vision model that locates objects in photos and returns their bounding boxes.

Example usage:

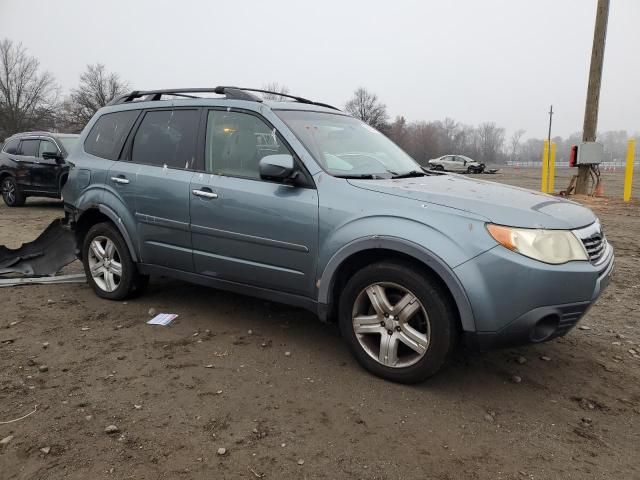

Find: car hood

[348,174,596,229]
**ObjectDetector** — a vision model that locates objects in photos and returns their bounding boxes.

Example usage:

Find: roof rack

[107,86,340,110]
[9,131,53,137]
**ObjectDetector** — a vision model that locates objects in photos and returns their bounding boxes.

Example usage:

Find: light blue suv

[62,87,614,383]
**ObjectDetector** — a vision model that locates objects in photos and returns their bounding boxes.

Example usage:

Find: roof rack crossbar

[107,86,340,111]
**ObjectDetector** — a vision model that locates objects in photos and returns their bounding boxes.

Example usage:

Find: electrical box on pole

[575,142,604,165]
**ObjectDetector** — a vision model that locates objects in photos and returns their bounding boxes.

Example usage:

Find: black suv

[0,132,79,206]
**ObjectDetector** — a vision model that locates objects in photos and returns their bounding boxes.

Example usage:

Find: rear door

[16,138,40,191]
[190,109,318,297]
[124,108,200,271]
[441,155,454,170]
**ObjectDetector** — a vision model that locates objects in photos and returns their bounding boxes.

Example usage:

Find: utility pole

[575,0,610,194]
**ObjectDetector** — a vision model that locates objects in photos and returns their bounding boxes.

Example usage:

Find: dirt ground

[1,168,639,480]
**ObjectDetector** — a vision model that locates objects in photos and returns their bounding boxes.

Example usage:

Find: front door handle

[111,176,130,185]
[192,189,218,199]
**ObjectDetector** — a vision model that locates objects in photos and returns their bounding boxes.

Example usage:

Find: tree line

[1,38,636,165]
[345,87,638,165]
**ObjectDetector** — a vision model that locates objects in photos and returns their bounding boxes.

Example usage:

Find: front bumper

[458,241,614,350]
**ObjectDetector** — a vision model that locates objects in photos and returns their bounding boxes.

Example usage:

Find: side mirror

[259,154,296,182]
[463,160,467,165]
[42,151,64,164]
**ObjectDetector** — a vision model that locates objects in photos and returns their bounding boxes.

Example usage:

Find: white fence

[506,161,639,169]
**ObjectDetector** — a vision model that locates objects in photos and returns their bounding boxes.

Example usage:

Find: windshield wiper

[334,173,383,179]
[390,170,426,179]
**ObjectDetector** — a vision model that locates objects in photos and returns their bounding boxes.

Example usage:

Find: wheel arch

[318,237,476,332]
[75,204,139,262]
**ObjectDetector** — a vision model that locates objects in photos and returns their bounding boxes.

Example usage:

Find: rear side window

[2,138,20,154]
[131,109,199,169]
[84,110,139,160]
[19,139,39,156]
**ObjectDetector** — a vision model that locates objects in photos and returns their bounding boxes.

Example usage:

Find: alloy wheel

[2,179,16,204]
[351,282,431,368]
[87,236,122,292]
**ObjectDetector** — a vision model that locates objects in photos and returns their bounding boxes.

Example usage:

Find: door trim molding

[135,212,190,232]
[191,223,309,252]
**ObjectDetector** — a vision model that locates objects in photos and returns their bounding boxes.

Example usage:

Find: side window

[131,109,199,169]
[2,138,20,154]
[84,110,139,160]
[19,139,39,157]
[205,110,290,179]
[38,140,59,157]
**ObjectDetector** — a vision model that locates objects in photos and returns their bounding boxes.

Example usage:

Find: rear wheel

[2,177,25,207]
[82,222,146,300]
[339,261,458,383]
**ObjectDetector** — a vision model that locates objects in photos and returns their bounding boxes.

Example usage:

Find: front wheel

[433,164,445,171]
[1,177,25,207]
[339,261,458,383]
[82,222,147,300]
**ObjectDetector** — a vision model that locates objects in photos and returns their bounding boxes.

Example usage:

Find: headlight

[486,224,588,264]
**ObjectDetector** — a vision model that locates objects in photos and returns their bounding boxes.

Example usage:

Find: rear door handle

[192,189,218,199]
[111,176,130,185]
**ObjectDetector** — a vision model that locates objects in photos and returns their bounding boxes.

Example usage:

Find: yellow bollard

[541,140,549,193]
[624,138,636,202]
[548,142,557,193]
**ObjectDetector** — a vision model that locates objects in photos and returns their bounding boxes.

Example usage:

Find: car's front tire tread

[339,261,458,383]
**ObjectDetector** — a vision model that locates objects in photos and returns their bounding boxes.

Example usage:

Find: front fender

[317,235,477,332]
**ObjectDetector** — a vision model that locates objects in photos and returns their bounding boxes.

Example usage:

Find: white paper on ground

[147,313,178,326]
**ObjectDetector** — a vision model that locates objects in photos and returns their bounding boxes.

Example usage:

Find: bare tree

[344,87,388,130]
[509,129,526,160]
[261,82,291,101]
[403,121,441,165]
[387,116,408,146]
[0,39,58,138]
[476,122,505,163]
[61,64,129,132]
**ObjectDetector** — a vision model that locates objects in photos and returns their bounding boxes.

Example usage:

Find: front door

[190,109,318,297]
[36,139,64,193]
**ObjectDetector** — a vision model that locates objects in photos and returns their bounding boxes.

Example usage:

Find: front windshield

[276,110,421,178]
[58,136,79,153]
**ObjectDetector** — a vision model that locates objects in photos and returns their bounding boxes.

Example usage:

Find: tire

[82,222,146,300]
[339,261,458,383]
[434,165,445,171]
[1,176,26,207]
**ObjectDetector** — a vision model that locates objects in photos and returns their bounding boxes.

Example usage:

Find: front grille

[581,233,606,263]
[574,221,608,265]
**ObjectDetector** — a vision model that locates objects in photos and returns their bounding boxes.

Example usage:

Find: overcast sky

[1,0,638,138]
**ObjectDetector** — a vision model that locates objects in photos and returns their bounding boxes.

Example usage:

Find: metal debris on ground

[0,219,76,276]
[0,273,86,287]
